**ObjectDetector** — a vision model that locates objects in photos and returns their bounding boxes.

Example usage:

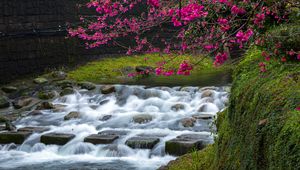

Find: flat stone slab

[0,131,32,144]
[41,133,75,145]
[18,127,50,133]
[165,134,210,156]
[84,134,119,144]
[98,130,128,136]
[192,114,215,120]
[125,136,160,149]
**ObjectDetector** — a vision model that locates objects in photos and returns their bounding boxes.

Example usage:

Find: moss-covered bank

[166,47,300,170]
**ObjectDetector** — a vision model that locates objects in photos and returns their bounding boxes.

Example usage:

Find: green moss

[67,53,217,84]
[166,47,299,169]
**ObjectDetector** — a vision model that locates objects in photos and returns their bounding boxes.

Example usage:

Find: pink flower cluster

[170,3,208,27]
[177,61,193,75]
[235,29,254,48]
[214,52,228,66]
[231,5,246,15]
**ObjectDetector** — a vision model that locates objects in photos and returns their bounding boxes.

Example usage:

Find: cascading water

[0,85,229,170]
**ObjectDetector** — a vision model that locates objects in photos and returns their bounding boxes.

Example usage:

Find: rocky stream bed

[0,72,230,170]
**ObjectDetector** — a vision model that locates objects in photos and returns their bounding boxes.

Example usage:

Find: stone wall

[0,0,126,84]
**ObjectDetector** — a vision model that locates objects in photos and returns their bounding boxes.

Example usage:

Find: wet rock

[200,86,218,91]
[0,126,5,131]
[198,103,219,112]
[0,96,10,108]
[41,133,75,145]
[36,102,54,110]
[2,86,17,93]
[56,80,74,89]
[171,104,185,111]
[200,97,214,103]
[27,110,43,116]
[33,78,48,84]
[0,115,7,123]
[64,111,81,120]
[201,90,214,98]
[165,134,209,156]
[60,87,74,96]
[18,127,50,133]
[53,104,67,112]
[0,131,32,144]
[37,91,56,100]
[79,82,96,90]
[12,97,33,109]
[125,136,160,149]
[99,115,112,121]
[5,122,16,131]
[192,114,214,120]
[51,71,67,80]
[181,118,196,127]
[98,130,128,136]
[99,99,110,105]
[101,85,115,94]
[133,114,153,124]
[84,134,119,144]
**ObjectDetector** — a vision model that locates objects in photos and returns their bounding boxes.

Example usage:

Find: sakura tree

[69,0,299,75]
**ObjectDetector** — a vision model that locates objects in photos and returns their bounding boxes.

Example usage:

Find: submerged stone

[84,134,119,144]
[33,78,48,84]
[36,101,54,110]
[79,82,96,90]
[200,90,214,98]
[41,133,75,145]
[64,111,81,120]
[60,87,74,96]
[99,115,112,121]
[171,104,185,111]
[181,118,196,127]
[0,131,32,144]
[98,130,128,136]
[126,136,160,149]
[133,114,153,124]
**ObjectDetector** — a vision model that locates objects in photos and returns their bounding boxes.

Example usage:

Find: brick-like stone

[84,134,119,144]
[41,133,75,145]
[18,127,50,133]
[125,136,160,149]
[0,131,32,144]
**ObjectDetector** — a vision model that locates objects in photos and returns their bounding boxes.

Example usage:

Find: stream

[0,85,229,170]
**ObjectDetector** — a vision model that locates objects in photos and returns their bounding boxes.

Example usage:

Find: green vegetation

[166,47,300,169]
[67,53,217,84]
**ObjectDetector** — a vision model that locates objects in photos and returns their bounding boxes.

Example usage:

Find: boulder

[51,71,67,80]
[100,85,115,94]
[36,102,55,110]
[64,111,81,120]
[201,90,214,98]
[99,115,112,121]
[0,96,10,108]
[41,133,75,145]
[53,104,67,112]
[171,104,185,111]
[18,127,50,133]
[33,78,48,84]
[181,118,196,127]
[133,114,153,124]
[84,134,119,144]
[37,91,56,100]
[0,131,32,144]
[56,80,74,89]
[79,82,96,90]
[60,87,74,96]
[2,86,17,93]
[165,134,209,156]
[12,97,33,109]
[125,136,160,149]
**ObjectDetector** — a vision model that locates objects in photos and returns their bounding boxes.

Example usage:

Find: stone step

[165,134,210,156]
[125,136,160,149]
[0,131,32,144]
[98,130,128,136]
[17,127,50,133]
[84,134,119,144]
[40,133,75,145]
